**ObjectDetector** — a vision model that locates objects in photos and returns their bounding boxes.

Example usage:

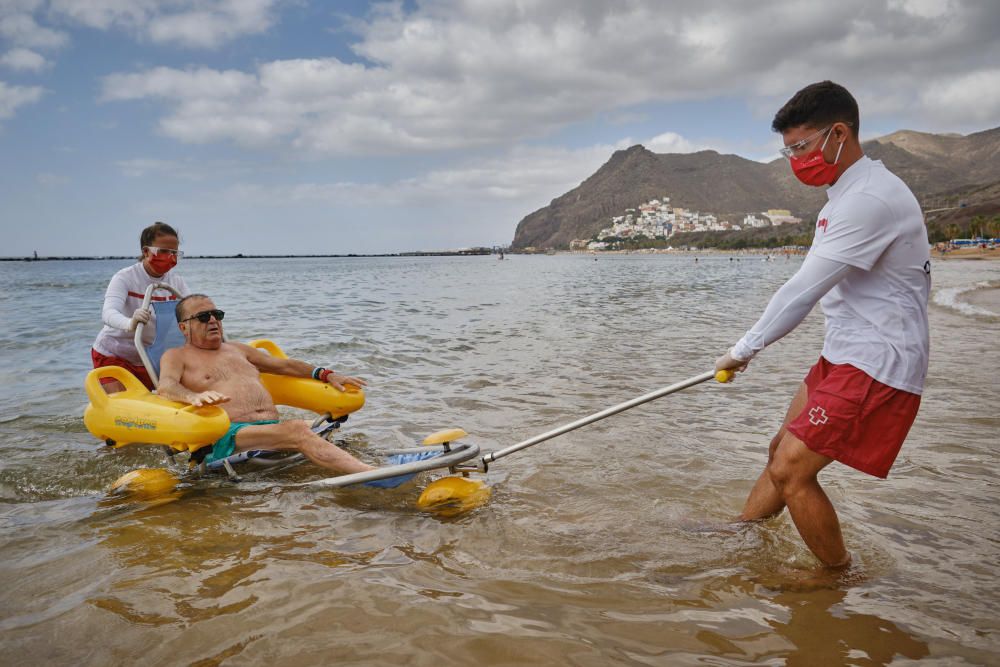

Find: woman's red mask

[145,249,178,275]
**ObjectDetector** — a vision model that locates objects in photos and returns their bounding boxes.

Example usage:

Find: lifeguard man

[715,81,930,568]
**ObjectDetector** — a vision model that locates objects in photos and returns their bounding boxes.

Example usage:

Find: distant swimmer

[157,294,375,475]
[715,81,930,569]
[91,222,190,393]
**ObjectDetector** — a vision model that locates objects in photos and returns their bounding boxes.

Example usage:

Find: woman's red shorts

[91,348,155,391]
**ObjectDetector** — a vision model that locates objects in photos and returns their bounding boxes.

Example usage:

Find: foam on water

[933,279,1000,317]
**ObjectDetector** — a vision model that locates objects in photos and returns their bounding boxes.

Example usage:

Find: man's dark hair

[176,294,211,322]
[140,222,179,253]
[772,80,859,137]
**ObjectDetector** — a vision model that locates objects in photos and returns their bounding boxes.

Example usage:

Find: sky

[2,0,998,256]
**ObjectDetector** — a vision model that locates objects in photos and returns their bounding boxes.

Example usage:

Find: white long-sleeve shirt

[730,254,854,361]
[732,156,930,395]
[92,262,189,364]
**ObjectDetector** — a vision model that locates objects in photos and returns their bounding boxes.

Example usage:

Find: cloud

[4,0,280,50]
[214,141,630,212]
[0,10,69,50]
[45,0,151,31]
[0,47,47,71]
[919,68,1000,126]
[647,132,710,154]
[145,0,276,48]
[0,79,43,119]
[96,1,1000,155]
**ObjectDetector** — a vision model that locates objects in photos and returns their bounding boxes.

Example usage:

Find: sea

[1,253,998,665]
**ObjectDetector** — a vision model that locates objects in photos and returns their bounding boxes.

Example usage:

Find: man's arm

[237,343,368,391]
[157,348,230,407]
[716,254,856,373]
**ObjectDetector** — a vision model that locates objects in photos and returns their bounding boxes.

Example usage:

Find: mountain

[511,126,1000,250]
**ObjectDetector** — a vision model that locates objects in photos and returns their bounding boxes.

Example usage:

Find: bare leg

[767,433,850,568]
[233,421,375,475]
[740,382,809,521]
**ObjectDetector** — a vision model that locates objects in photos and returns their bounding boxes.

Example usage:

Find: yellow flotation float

[247,340,365,418]
[83,340,366,453]
[84,365,230,452]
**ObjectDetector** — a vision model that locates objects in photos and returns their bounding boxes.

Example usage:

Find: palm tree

[970,215,986,239]
[987,217,1000,241]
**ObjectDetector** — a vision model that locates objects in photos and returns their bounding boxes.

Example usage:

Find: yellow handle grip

[247,339,288,358]
[715,369,735,383]
[84,366,150,407]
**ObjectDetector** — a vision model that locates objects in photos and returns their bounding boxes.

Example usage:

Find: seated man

[157,293,376,475]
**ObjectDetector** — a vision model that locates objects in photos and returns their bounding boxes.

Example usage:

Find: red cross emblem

[817,218,828,232]
[809,406,828,425]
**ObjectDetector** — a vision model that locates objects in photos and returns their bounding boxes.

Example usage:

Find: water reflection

[767,586,929,666]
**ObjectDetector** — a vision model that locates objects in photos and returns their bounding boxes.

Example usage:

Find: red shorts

[786,356,921,479]
[91,348,155,391]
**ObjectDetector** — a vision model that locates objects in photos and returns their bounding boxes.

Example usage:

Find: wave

[933,280,1000,318]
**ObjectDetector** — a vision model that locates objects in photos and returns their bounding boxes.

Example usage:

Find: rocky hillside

[511,126,1000,249]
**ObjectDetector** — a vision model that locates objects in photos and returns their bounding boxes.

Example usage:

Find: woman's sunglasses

[181,309,225,323]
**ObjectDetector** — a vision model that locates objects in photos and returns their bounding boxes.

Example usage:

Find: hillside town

[572,196,801,251]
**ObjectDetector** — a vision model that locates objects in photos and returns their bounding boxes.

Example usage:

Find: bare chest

[180,346,259,391]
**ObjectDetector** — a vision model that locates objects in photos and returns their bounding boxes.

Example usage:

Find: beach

[931,246,1000,261]
[1,254,998,665]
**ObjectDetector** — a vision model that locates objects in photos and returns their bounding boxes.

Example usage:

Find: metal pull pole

[481,370,724,470]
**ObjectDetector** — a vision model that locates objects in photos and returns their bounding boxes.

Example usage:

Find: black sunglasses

[182,309,225,323]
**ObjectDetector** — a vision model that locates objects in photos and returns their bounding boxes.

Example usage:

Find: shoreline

[931,247,1000,261]
[0,251,494,262]
[6,246,996,262]
[560,247,805,257]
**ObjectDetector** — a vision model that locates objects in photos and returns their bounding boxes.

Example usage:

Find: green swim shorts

[204,419,279,464]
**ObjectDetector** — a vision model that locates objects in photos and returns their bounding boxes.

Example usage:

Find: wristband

[319,369,333,383]
[312,366,325,380]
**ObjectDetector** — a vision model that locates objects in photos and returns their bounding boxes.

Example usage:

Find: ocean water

[1,254,997,665]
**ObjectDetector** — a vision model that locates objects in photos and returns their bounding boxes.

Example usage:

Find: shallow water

[1,254,998,665]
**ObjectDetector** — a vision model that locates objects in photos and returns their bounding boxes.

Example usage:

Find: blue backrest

[147,299,187,381]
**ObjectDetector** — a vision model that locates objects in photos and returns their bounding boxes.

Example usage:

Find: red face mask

[789,128,844,187]
[146,251,178,275]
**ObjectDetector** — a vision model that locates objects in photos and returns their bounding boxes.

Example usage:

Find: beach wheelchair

[83,283,480,489]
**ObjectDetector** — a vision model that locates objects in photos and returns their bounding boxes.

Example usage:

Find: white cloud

[46,0,155,31]
[46,0,277,48]
[0,46,46,71]
[147,0,276,48]
[919,68,1000,126]
[102,66,257,101]
[888,0,953,19]
[0,79,43,119]
[647,132,709,154]
[0,11,68,49]
[96,1,1000,155]
[217,141,630,211]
